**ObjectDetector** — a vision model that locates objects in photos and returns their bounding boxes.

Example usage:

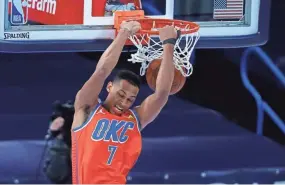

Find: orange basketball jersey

[71,103,142,184]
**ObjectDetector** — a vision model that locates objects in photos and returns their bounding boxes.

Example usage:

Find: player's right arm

[135,26,177,129]
[72,21,141,129]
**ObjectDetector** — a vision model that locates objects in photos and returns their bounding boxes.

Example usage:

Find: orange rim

[133,18,200,35]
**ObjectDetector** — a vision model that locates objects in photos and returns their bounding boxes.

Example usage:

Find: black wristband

[162,38,176,45]
[162,30,182,45]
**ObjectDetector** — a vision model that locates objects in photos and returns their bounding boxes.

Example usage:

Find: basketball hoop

[114,10,200,77]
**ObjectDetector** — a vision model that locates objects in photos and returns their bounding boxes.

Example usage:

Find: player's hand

[120,21,141,35]
[158,25,177,42]
[49,117,64,131]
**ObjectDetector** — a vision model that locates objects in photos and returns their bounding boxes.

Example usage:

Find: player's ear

[106,81,113,93]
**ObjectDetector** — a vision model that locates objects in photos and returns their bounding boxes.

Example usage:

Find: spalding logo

[4,32,30,40]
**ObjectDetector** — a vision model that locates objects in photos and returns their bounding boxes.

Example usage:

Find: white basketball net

[127,25,200,77]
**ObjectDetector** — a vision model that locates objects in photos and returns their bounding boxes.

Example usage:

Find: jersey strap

[129,109,142,131]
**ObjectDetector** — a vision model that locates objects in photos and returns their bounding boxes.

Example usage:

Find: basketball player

[71,20,177,184]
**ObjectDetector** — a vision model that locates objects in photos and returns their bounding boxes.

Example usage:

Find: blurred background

[0,0,285,184]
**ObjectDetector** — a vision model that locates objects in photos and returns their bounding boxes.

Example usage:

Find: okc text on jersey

[92,119,135,144]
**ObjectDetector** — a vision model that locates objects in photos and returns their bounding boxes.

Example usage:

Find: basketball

[146,59,186,95]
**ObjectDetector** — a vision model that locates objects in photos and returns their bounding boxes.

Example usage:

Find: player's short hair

[113,69,141,88]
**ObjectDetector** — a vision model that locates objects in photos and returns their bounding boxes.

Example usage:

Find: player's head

[105,70,141,115]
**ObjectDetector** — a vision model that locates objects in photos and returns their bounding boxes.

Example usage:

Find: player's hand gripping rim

[120,20,141,36]
[162,29,181,46]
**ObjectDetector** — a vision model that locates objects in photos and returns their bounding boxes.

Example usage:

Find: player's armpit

[135,91,169,129]
[71,106,88,131]
[72,98,101,131]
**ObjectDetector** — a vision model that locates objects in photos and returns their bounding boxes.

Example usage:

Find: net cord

[127,24,200,77]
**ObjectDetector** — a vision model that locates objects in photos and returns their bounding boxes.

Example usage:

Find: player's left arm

[135,26,177,129]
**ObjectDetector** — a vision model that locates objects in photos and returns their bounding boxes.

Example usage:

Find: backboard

[0,0,271,53]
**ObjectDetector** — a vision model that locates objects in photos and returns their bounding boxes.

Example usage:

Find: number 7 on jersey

[107,145,118,165]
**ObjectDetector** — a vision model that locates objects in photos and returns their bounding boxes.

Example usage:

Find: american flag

[213,0,244,20]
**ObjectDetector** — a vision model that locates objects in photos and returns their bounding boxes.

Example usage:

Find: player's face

[107,80,139,116]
